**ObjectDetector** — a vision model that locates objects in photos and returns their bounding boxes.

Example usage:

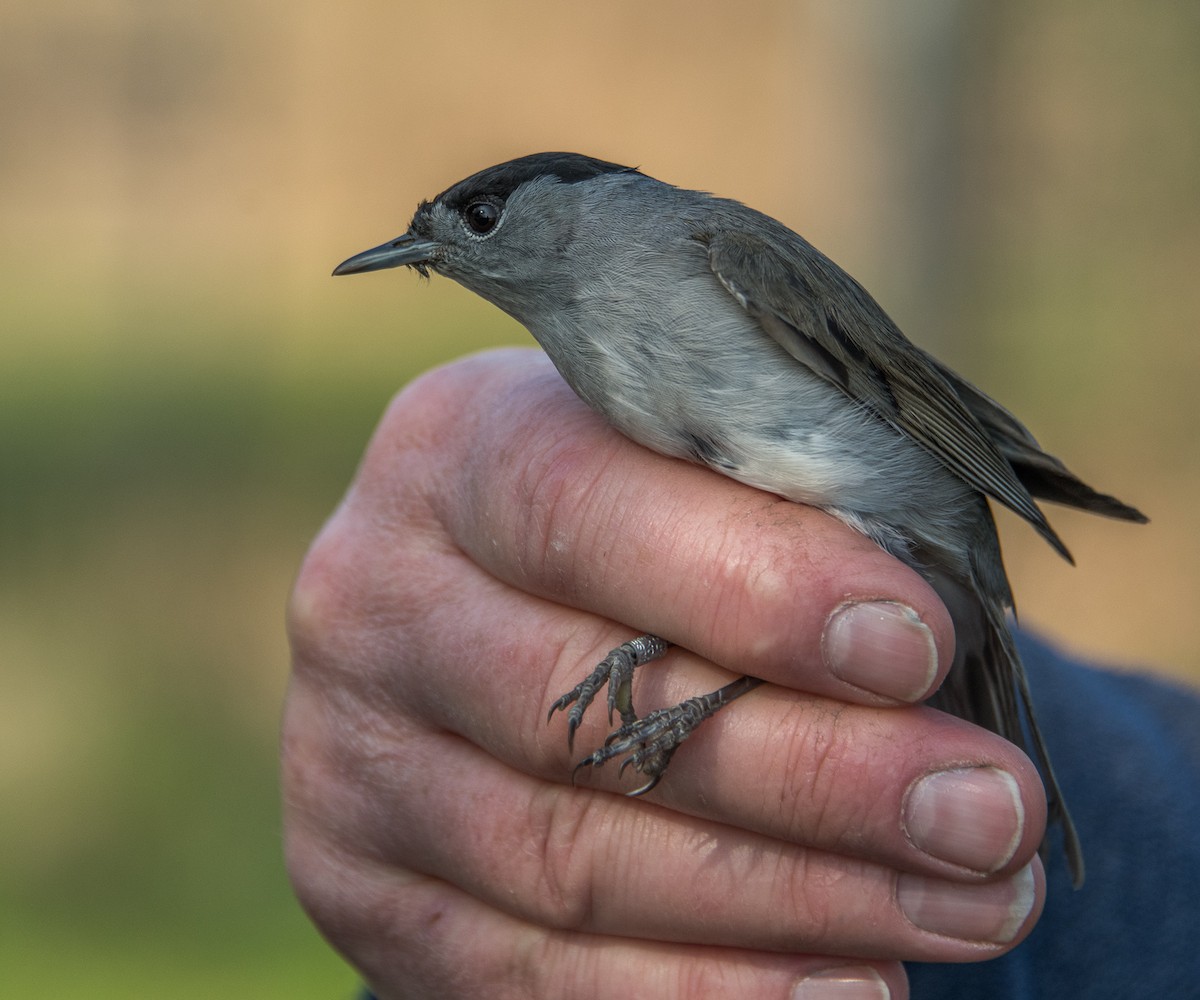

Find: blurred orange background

[2,3,1197,995]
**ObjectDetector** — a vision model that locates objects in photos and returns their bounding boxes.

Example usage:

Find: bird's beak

[332,232,439,276]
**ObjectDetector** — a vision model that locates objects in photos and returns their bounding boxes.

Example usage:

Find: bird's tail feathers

[981,595,1085,889]
[927,553,1085,888]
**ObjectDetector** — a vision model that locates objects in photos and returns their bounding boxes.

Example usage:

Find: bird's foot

[547,634,671,749]
[571,675,764,795]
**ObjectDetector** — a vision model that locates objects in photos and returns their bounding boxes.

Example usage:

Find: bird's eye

[464,199,501,235]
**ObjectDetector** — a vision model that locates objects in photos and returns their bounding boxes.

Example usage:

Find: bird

[333,152,1147,887]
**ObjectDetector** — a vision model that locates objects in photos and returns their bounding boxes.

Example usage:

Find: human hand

[283,348,1047,1000]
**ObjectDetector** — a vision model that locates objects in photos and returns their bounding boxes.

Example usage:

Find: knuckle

[287,508,422,694]
[376,359,478,454]
[771,700,879,849]
[776,855,840,947]
[673,497,826,662]
[527,785,611,929]
[287,518,361,674]
[283,821,353,937]
[506,413,625,591]
[695,521,788,643]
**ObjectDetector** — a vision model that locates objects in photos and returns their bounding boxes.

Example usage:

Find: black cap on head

[434,152,641,210]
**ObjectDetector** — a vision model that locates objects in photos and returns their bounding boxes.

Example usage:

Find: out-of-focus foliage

[1,1,1196,994]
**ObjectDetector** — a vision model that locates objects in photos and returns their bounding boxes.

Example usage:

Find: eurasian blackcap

[334,152,1147,886]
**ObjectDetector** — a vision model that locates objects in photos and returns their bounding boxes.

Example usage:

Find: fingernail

[823,601,937,701]
[793,967,890,1000]
[903,767,1024,873]
[897,861,1037,944]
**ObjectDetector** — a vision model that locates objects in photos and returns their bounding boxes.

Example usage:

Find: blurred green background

[3,2,1197,995]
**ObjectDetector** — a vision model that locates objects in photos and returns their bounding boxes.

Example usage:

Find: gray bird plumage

[334,152,1147,888]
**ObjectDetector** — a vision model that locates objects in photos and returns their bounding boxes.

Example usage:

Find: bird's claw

[548,635,671,751]
[569,702,693,794]
[551,637,760,795]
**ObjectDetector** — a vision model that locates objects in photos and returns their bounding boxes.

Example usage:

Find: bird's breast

[526,261,976,550]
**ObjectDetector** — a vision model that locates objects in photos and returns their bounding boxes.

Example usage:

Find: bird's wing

[699,227,1073,560]
[932,359,1148,522]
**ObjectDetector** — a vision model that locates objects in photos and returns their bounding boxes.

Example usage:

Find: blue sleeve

[907,631,1200,999]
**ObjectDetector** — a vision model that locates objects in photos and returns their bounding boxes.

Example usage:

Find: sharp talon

[547,688,579,723]
[626,775,659,797]
[606,677,624,725]
[571,758,593,785]
[603,727,624,748]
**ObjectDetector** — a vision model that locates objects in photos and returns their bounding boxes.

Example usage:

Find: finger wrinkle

[528,785,613,930]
